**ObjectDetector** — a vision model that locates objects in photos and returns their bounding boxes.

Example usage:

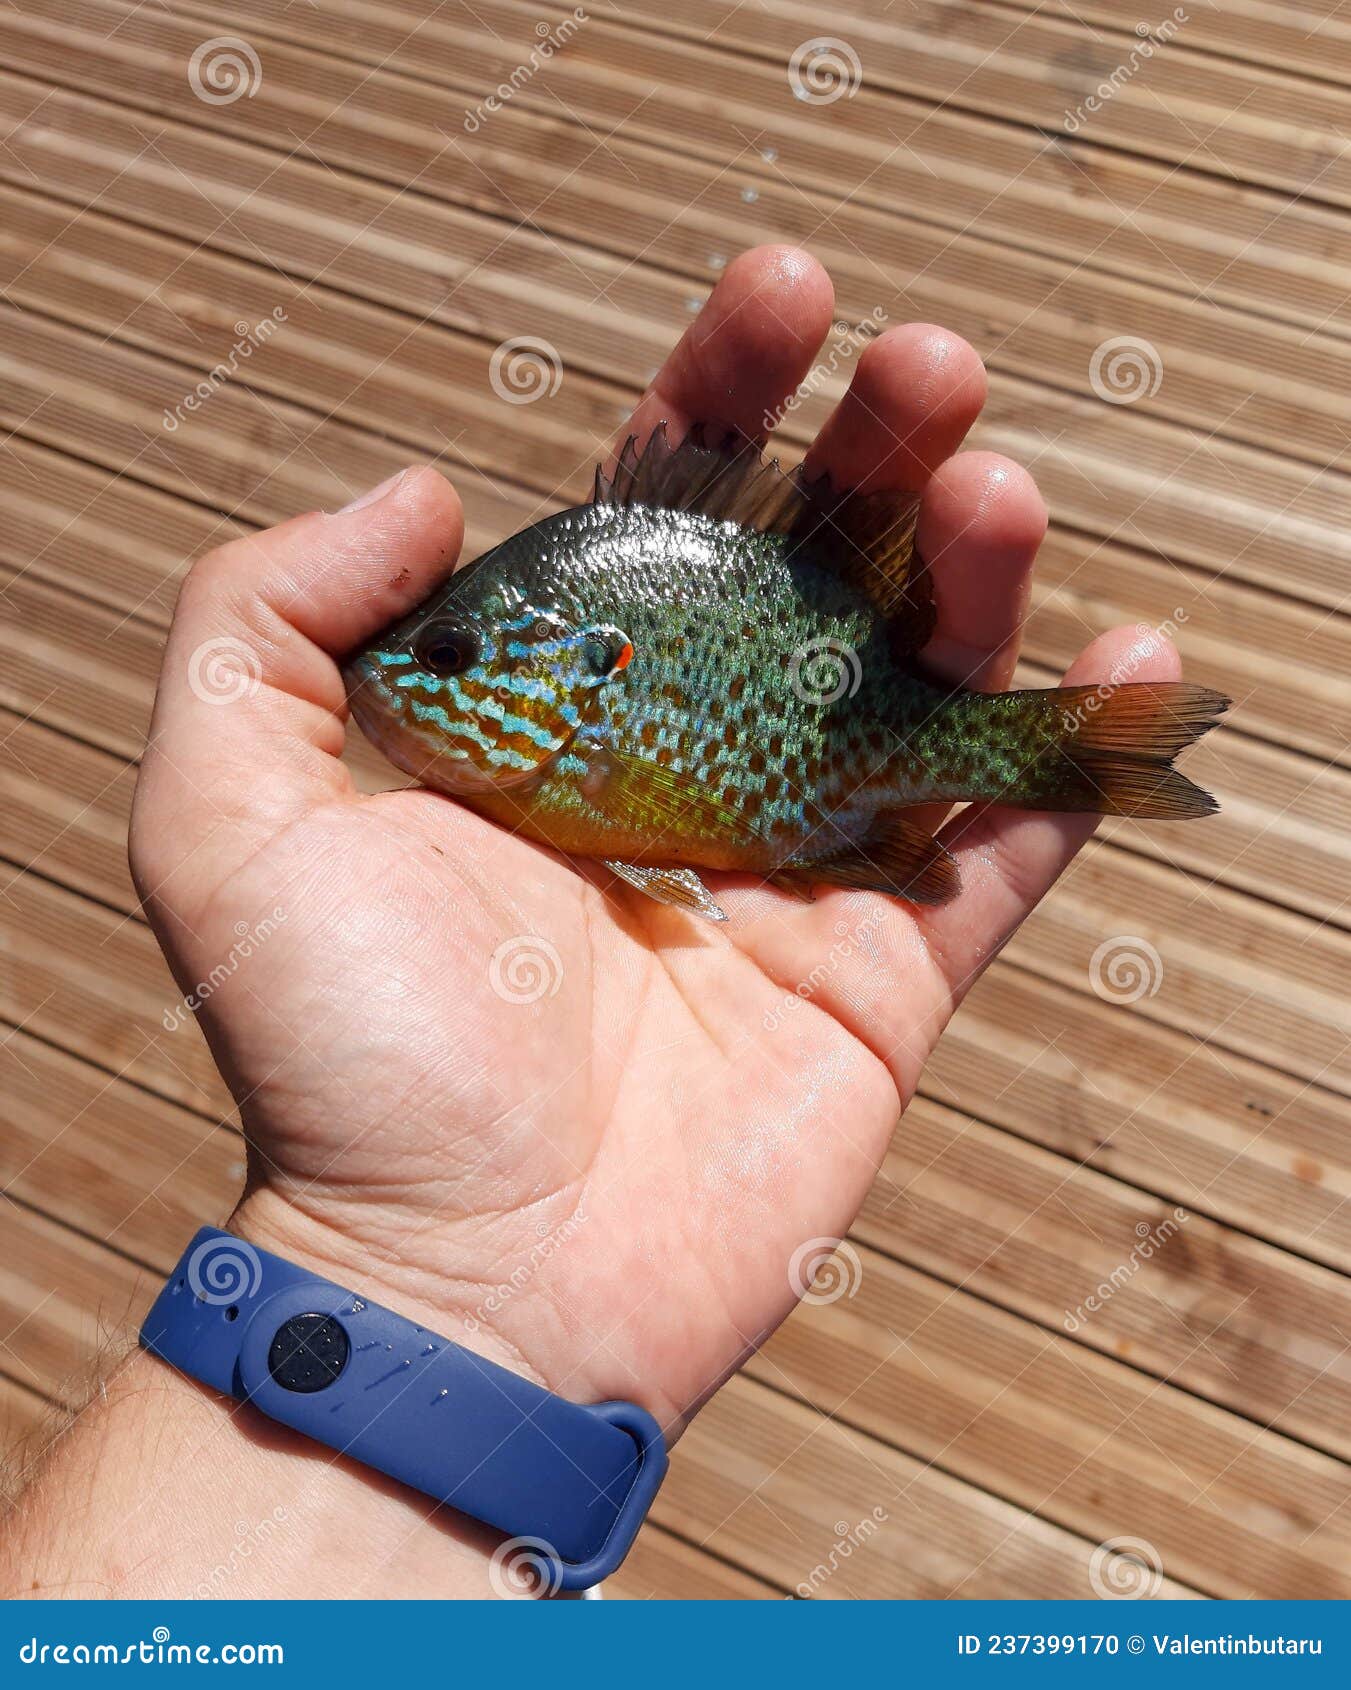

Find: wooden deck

[1,0,1349,1599]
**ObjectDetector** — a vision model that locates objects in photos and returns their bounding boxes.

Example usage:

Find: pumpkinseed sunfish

[344,425,1226,922]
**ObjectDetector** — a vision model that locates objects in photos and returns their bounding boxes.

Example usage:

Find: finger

[621,245,835,450]
[802,322,987,494]
[879,452,1048,837]
[132,466,463,905]
[916,451,1048,693]
[920,625,1185,1007]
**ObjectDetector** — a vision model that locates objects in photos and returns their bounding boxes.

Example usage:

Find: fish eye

[415,621,479,678]
[584,627,634,679]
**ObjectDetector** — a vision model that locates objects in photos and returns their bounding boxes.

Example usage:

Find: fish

[343,424,1227,923]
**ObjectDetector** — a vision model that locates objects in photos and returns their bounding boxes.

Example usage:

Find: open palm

[132,248,1185,1434]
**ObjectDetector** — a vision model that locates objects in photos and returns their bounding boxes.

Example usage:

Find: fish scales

[345,425,1227,918]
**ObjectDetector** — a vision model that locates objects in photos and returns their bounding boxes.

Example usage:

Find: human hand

[131,246,1188,1437]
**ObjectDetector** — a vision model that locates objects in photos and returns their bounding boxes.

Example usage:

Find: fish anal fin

[605,861,727,923]
[781,814,959,906]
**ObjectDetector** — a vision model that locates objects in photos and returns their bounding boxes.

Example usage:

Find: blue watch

[140,1227,667,1592]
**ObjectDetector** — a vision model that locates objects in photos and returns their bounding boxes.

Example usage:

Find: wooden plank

[665,1379,1199,1598]
[1000,841,1351,1094]
[0,866,227,1119]
[15,0,1348,350]
[4,30,1351,611]
[0,711,139,914]
[750,1243,1351,1599]
[3,89,1350,486]
[990,0,1351,89]
[926,965,1351,1275]
[181,0,1351,213]
[0,1028,241,1254]
[0,1202,150,1399]
[861,1098,1351,1459]
[1016,531,1351,769]
[4,563,1348,1270]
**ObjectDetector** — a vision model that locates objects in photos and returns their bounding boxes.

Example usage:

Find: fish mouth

[342,653,475,790]
[341,652,558,795]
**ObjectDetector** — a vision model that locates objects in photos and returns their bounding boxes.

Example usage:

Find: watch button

[267,1312,351,1393]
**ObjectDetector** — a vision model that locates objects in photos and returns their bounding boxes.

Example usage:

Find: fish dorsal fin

[787,470,932,650]
[593,422,933,653]
[593,421,803,533]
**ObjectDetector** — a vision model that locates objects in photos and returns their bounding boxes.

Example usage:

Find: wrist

[1,1345,504,1600]
[228,1186,554,1397]
[229,1181,681,1434]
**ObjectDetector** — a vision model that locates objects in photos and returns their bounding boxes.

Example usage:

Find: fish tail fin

[951,682,1229,818]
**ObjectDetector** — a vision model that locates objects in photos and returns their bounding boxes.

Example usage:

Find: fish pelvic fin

[945,682,1229,818]
[779,814,959,905]
[605,861,728,923]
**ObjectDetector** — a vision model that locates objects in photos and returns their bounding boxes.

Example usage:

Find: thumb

[132,465,462,916]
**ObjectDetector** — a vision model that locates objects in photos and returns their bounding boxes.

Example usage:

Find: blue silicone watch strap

[140,1227,667,1591]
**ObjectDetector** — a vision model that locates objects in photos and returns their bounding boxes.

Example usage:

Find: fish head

[343,572,632,794]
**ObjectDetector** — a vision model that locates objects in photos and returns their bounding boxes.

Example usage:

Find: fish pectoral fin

[604,861,728,924]
[778,814,960,906]
[586,747,759,848]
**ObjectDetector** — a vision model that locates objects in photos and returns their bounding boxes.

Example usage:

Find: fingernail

[332,467,410,516]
